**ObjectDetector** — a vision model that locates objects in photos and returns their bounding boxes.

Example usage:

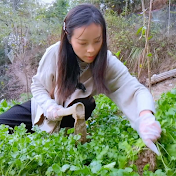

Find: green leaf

[115,169,124,176]
[124,167,133,172]
[118,155,127,168]
[166,144,176,157]
[147,53,152,57]
[143,164,150,171]
[136,27,143,35]
[70,165,79,171]
[154,169,167,176]
[96,145,109,160]
[103,162,116,169]
[142,26,146,35]
[148,36,153,40]
[52,163,61,173]
[67,128,74,134]
[90,161,102,173]
[115,51,121,57]
[46,167,53,176]
[123,60,127,65]
[166,108,176,116]
[0,99,8,107]
[61,164,70,172]
[73,134,81,140]
[118,141,131,152]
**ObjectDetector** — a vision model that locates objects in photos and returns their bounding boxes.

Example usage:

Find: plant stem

[167,0,171,36]
[125,0,128,17]
[157,142,171,157]
[5,162,15,176]
[156,142,170,171]
[138,0,153,92]
[17,157,35,176]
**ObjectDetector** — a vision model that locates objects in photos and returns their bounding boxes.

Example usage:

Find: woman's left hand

[135,112,162,155]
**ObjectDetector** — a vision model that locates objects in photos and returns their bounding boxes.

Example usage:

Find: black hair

[56,3,109,101]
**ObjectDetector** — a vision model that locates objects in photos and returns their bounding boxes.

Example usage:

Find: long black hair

[56,3,109,101]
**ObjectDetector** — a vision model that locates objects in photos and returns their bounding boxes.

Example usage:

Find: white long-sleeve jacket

[31,41,155,133]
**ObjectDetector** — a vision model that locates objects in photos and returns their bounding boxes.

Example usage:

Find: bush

[105,10,176,75]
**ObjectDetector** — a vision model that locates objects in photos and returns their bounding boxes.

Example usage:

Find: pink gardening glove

[46,104,63,121]
[135,113,162,155]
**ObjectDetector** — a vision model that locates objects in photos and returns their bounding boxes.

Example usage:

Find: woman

[0,4,161,155]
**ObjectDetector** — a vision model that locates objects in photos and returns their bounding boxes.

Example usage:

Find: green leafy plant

[0,99,19,114]
[155,88,176,175]
[0,91,176,175]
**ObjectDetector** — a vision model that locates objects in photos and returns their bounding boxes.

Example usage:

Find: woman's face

[70,23,103,63]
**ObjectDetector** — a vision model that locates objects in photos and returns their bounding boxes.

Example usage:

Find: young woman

[0,4,161,155]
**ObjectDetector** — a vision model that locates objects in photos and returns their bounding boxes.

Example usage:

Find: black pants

[0,97,96,132]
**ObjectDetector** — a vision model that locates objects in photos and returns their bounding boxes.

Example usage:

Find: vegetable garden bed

[0,90,176,176]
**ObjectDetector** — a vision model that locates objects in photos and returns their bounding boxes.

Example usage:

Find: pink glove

[46,104,63,121]
[135,113,162,155]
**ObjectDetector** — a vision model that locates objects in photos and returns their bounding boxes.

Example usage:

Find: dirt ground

[151,77,176,100]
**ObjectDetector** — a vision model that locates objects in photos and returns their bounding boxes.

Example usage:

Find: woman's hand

[135,112,162,155]
[46,104,63,121]
[139,110,152,116]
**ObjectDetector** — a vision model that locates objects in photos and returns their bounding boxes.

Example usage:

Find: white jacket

[31,41,155,133]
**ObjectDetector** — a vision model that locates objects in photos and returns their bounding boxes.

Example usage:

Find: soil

[151,77,176,100]
[2,60,36,101]
[135,149,156,175]
[1,47,43,101]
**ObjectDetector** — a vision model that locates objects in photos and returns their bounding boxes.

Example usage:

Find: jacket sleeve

[31,42,60,116]
[106,50,155,129]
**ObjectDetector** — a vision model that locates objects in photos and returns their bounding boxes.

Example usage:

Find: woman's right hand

[135,113,161,155]
[46,104,63,121]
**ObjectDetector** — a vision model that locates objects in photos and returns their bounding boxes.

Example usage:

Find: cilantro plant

[0,99,19,114]
[155,89,176,175]
[0,93,175,175]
